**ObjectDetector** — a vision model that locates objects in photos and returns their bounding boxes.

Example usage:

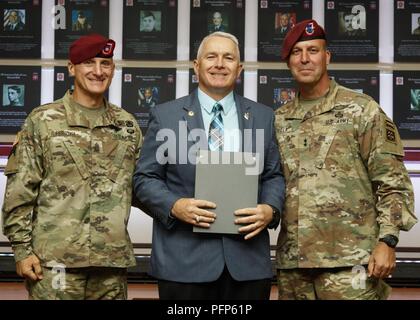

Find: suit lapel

[234,93,254,152]
[182,90,205,132]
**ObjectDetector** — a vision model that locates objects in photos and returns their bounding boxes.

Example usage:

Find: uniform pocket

[49,138,86,185]
[107,142,128,183]
[277,134,298,175]
[106,141,136,186]
[314,126,338,170]
[63,141,89,179]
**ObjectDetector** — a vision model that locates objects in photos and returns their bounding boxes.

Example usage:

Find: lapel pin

[188,111,195,117]
[244,112,250,120]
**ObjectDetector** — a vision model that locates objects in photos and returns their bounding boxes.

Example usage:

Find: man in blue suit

[133,32,285,300]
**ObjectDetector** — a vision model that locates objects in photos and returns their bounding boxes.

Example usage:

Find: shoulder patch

[8,131,22,158]
[385,127,396,143]
[384,119,397,143]
[5,134,20,175]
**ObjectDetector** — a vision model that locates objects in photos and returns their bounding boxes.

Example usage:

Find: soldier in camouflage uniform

[275,20,417,300]
[1,34,142,299]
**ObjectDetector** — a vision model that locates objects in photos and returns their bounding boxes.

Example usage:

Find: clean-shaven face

[143,16,155,31]
[280,90,289,101]
[9,11,18,24]
[68,57,115,97]
[144,88,152,99]
[213,12,222,27]
[287,39,330,86]
[280,15,289,28]
[8,88,19,103]
[193,36,242,98]
[344,15,354,31]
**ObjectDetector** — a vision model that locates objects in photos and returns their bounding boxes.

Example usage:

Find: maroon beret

[281,19,326,61]
[69,33,115,64]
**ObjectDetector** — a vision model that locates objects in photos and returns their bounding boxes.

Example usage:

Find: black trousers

[158,266,271,300]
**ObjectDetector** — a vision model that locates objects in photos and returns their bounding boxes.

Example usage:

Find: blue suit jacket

[133,90,285,282]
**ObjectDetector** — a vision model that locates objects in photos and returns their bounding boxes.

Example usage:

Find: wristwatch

[379,235,399,248]
[267,205,281,229]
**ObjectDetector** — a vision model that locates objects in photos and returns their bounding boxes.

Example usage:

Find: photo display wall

[257,69,296,111]
[121,68,176,135]
[324,0,379,62]
[0,1,418,145]
[123,0,178,60]
[258,0,312,61]
[328,70,380,103]
[393,71,420,139]
[55,0,109,59]
[0,0,42,58]
[190,0,245,60]
[0,65,41,134]
[394,0,420,62]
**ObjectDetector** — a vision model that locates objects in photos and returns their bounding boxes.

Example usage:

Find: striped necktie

[208,102,224,151]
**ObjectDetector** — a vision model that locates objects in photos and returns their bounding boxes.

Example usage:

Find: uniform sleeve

[259,113,285,229]
[131,118,143,209]
[358,101,417,239]
[134,117,143,160]
[1,117,44,262]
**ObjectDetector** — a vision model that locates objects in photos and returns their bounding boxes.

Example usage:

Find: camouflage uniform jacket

[2,91,142,268]
[274,80,417,269]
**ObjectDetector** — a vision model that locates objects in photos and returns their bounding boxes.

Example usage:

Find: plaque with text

[393,71,420,139]
[324,0,379,62]
[121,68,176,134]
[190,0,245,60]
[258,0,312,61]
[0,66,41,134]
[329,70,380,103]
[123,0,177,60]
[394,0,420,62]
[257,69,295,111]
[188,68,244,96]
[54,66,73,100]
[0,0,42,58]
[54,0,109,59]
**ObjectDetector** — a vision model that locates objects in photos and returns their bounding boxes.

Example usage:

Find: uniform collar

[280,79,339,120]
[63,90,122,129]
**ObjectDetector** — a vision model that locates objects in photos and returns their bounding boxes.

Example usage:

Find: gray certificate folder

[193,150,258,234]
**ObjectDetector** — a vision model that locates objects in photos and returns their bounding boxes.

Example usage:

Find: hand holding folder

[193,150,259,234]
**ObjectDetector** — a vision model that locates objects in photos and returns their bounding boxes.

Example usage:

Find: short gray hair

[196,32,241,60]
